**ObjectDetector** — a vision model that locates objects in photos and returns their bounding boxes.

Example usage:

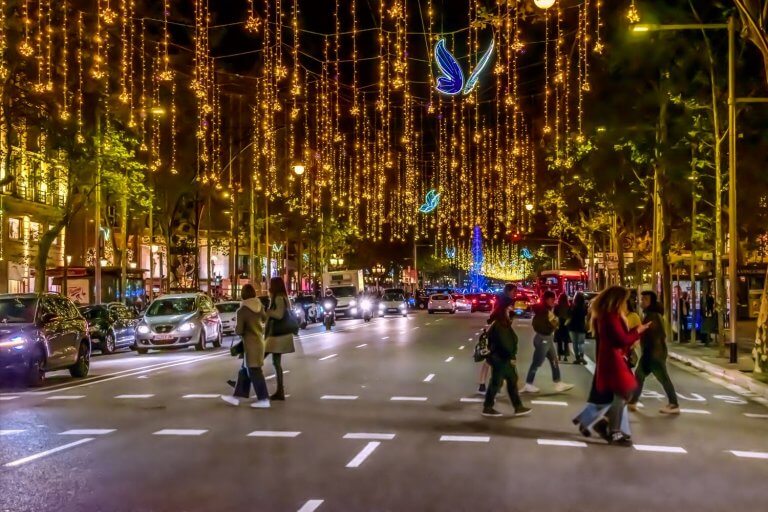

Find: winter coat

[595,312,640,398]
[265,295,296,354]
[487,322,519,364]
[531,303,558,336]
[568,303,588,333]
[640,304,667,365]
[236,298,267,367]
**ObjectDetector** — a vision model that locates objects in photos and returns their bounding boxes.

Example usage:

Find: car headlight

[349,299,357,307]
[400,304,407,310]
[137,325,150,335]
[0,336,26,348]
[177,322,196,333]
[361,299,372,310]
[379,304,386,310]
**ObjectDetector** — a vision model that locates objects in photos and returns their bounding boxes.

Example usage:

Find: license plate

[515,301,527,310]
[154,334,174,341]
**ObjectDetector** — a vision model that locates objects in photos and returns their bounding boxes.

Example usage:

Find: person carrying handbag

[265,277,297,401]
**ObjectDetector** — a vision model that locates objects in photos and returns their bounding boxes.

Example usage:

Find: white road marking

[467,338,473,341]
[0,430,25,436]
[440,435,490,443]
[346,441,380,468]
[356,344,367,348]
[183,394,221,399]
[445,356,454,362]
[137,376,149,379]
[319,354,338,361]
[583,355,596,375]
[423,373,435,382]
[633,444,687,454]
[115,394,154,399]
[0,396,19,401]
[390,396,428,401]
[458,345,465,350]
[153,429,208,436]
[459,397,483,403]
[382,336,390,340]
[680,408,711,415]
[46,395,85,400]
[537,439,588,448]
[321,395,358,400]
[744,413,768,419]
[4,438,94,467]
[412,327,419,330]
[59,429,115,436]
[531,400,569,407]
[247,431,302,438]
[730,450,768,460]
[297,499,324,512]
[343,433,396,440]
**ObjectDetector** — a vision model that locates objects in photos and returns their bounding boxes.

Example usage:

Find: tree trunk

[34,227,63,294]
[754,265,768,373]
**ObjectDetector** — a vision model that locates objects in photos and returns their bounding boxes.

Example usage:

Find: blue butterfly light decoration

[419,189,441,214]
[434,38,495,96]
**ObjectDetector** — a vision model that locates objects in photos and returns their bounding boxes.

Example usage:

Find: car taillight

[472,299,478,304]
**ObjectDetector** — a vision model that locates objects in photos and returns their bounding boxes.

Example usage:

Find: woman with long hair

[265,277,296,400]
[590,286,650,445]
[554,293,571,362]
[568,292,588,365]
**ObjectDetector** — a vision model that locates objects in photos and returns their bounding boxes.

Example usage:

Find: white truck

[322,269,365,319]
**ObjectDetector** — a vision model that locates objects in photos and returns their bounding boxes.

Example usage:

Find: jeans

[525,334,561,384]
[573,403,631,436]
[233,364,269,401]
[630,358,678,406]
[569,331,586,360]
[484,359,524,410]
[607,395,627,433]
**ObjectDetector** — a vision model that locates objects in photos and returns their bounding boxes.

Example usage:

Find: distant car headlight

[293,306,303,315]
[0,336,26,348]
[137,325,150,335]
[177,322,196,333]
[361,299,372,310]
[400,303,407,310]
[379,304,386,310]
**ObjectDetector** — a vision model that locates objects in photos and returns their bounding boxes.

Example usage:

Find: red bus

[537,270,588,298]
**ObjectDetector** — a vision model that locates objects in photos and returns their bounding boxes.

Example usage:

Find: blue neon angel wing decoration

[463,39,494,95]
[434,39,464,96]
[419,189,441,213]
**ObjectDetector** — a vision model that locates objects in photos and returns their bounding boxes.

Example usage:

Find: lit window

[8,218,20,240]
[29,222,41,241]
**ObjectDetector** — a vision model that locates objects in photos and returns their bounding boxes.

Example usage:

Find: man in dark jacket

[522,291,574,394]
[629,291,679,414]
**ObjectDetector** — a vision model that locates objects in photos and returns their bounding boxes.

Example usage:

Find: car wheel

[26,350,45,387]
[101,333,116,354]
[212,328,222,348]
[195,331,206,351]
[69,342,90,378]
[136,347,148,355]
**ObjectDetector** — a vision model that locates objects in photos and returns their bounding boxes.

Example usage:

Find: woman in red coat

[592,286,651,445]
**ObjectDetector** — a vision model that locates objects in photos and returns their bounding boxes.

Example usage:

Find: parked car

[79,303,138,354]
[452,293,472,312]
[0,293,90,386]
[259,296,308,329]
[135,293,222,354]
[428,294,456,314]
[215,301,240,336]
[378,291,409,317]
[469,293,495,313]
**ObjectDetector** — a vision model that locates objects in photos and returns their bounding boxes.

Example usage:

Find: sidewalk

[668,319,768,400]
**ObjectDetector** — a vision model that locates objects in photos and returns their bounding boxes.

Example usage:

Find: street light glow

[525,203,534,211]
[632,24,651,32]
[292,164,306,176]
[534,0,556,9]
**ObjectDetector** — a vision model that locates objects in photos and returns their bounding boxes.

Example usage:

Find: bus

[537,270,588,298]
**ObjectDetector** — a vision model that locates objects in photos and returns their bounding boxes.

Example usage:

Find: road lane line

[137,376,149,379]
[343,433,396,440]
[297,499,324,512]
[633,444,687,454]
[321,395,358,400]
[390,396,428,401]
[266,370,290,381]
[183,394,221,399]
[356,344,368,348]
[247,431,302,438]
[458,345,465,350]
[153,429,208,436]
[46,395,85,400]
[381,337,389,340]
[531,400,569,407]
[115,394,154,399]
[0,396,19,401]
[459,398,483,403]
[346,441,380,468]
[537,439,588,448]
[680,408,711,415]
[319,354,338,361]
[0,430,25,436]
[730,450,768,460]
[60,429,115,436]
[423,374,435,382]
[4,438,94,467]
[445,356,454,362]
[440,435,490,443]
[744,413,768,419]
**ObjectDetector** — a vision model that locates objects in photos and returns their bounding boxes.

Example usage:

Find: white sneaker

[553,382,575,393]
[520,383,540,394]
[251,399,271,409]
[220,395,239,406]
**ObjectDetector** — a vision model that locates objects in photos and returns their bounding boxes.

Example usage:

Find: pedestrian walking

[568,292,588,365]
[521,291,574,394]
[592,286,651,445]
[221,284,271,409]
[555,293,571,362]
[629,291,679,414]
[482,297,531,418]
[678,292,691,342]
[478,283,517,394]
[265,277,296,401]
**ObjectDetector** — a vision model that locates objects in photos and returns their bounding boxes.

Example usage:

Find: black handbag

[230,338,244,357]
[267,298,300,336]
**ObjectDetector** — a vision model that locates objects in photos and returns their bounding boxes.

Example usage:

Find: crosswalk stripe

[46,395,85,400]
[115,394,154,399]
[297,499,324,512]
[744,413,768,419]
[0,430,25,436]
[730,450,768,460]
[59,429,116,436]
[445,356,454,362]
[153,429,208,436]
[537,439,587,448]
[346,441,380,468]
[247,431,302,438]
[680,408,711,415]
[321,395,358,400]
[183,394,221,399]
[531,400,569,407]
[459,397,483,403]
[633,444,687,454]
[343,433,396,440]
[390,396,428,401]
[440,435,490,443]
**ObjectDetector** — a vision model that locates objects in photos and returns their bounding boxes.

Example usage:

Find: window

[29,222,41,242]
[8,218,20,240]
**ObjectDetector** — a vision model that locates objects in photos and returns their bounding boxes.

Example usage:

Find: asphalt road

[1,312,767,512]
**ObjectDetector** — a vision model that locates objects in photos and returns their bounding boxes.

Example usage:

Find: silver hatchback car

[134,293,222,354]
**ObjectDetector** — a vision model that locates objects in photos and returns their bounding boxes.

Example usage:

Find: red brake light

[472,299,478,304]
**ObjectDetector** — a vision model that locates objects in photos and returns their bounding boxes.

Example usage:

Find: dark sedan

[79,303,138,354]
[469,293,496,313]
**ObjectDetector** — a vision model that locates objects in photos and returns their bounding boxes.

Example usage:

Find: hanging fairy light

[627,0,640,24]
[60,1,69,120]
[19,0,34,57]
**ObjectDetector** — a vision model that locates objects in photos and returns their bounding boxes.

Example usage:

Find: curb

[669,350,768,401]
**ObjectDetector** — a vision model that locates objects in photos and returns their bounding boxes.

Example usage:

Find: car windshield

[383,293,404,301]
[215,303,240,314]
[146,297,196,317]
[80,307,107,320]
[0,297,37,323]
[332,286,356,298]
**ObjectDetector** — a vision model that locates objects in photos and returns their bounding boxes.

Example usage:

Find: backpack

[473,324,493,362]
